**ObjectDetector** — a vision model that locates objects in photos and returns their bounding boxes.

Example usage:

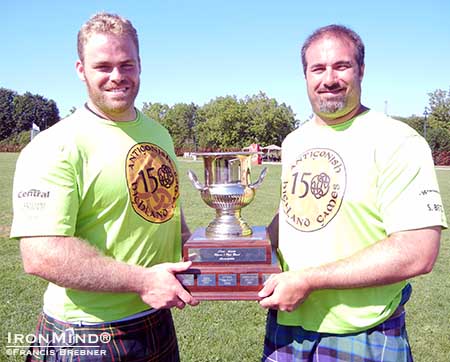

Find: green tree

[36,95,59,130]
[142,102,198,151]
[12,92,59,134]
[163,103,198,151]
[0,88,17,140]
[12,92,36,133]
[394,87,450,162]
[196,96,248,149]
[245,92,296,146]
[142,102,169,123]
[427,128,450,152]
[186,93,298,150]
[427,88,450,132]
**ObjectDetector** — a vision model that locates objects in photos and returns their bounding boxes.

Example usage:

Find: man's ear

[359,63,365,81]
[75,60,86,82]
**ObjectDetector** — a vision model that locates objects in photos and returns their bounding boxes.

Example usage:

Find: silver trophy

[188,152,267,238]
[178,151,280,300]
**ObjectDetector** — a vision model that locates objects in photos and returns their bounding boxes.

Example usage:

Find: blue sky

[2,0,450,121]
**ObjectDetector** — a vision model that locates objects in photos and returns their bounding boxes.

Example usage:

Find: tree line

[1,86,449,164]
[142,92,297,152]
[0,88,59,141]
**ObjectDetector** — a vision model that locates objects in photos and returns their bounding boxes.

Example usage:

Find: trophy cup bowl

[187,151,267,238]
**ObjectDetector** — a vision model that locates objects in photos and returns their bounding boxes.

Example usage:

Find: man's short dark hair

[301,24,365,75]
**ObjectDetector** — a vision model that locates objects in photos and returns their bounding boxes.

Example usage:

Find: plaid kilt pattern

[262,286,413,362]
[25,309,179,362]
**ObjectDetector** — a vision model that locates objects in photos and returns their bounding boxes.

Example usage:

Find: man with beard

[258,24,447,361]
[11,13,198,361]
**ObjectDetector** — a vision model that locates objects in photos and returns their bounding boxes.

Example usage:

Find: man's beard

[84,77,139,117]
[318,95,346,114]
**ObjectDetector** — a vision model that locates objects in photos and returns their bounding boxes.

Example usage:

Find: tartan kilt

[25,309,179,362]
[262,285,414,362]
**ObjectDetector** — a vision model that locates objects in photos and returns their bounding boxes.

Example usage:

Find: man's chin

[93,102,135,119]
[319,106,344,115]
[105,98,135,111]
[316,96,343,111]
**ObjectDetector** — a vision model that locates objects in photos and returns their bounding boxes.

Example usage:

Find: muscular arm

[259,224,441,311]
[20,236,198,309]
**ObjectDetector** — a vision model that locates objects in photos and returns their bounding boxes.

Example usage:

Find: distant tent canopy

[243,144,281,151]
[242,144,282,162]
[261,144,281,151]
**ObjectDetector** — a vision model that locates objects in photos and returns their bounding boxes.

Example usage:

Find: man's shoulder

[282,120,314,146]
[18,108,88,161]
[137,111,174,145]
[361,110,419,137]
[36,108,88,138]
[138,111,170,131]
[361,111,431,165]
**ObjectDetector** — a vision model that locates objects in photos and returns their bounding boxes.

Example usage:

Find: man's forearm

[303,226,441,291]
[20,236,145,293]
[21,235,198,310]
[259,226,441,311]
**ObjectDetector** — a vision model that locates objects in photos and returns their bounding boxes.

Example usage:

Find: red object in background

[249,143,261,165]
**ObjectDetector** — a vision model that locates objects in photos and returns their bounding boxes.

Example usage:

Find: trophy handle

[187,170,207,191]
[249,167,268,189]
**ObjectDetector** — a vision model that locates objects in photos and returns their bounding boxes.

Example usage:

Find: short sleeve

[376,135,447,234]
[10,136,80,238]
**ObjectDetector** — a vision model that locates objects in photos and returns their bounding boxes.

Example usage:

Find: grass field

[0,153,449,361]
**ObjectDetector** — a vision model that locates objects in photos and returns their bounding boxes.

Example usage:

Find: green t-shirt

[278,110,447,333]
[11,108,182,322]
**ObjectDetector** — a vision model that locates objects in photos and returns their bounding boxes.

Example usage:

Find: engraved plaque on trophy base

[183,226,272,264]
[177,226,281,300]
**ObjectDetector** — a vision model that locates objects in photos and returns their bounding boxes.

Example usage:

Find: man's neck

[85,102,137,122]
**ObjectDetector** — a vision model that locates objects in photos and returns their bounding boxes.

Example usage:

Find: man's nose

[323,68,337,86]
[110,67,124,82]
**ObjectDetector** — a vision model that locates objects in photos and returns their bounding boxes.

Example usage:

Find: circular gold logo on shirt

[126,143,179,223]
[281,148,346,231]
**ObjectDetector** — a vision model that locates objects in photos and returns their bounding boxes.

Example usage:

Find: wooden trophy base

[176,226,281,300]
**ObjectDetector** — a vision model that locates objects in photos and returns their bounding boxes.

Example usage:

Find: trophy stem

[205,208,253,238]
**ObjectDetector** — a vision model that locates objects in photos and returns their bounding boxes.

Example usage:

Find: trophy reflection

[177,152,281,300]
